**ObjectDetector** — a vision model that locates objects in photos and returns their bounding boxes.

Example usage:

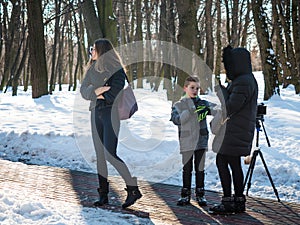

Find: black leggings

[94,106,135,186]
[216,153,244,197]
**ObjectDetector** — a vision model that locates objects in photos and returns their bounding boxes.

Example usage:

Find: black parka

[216,47,258,156]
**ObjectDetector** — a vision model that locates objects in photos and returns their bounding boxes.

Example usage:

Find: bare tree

[174,0,196,101]
[214,0,222,80]
[277,0,299,92]
[205,0,214,71]
[231,0,239,47]
[292,0,300,93]
[49,0,61,94]
[135,0,143,88]
[71,4,84,91]
[96,0,117,45]
[80,0,103,43]
[251,0,279,100]
[0,0,21,91]
[27,0,48,98]
[0,2,3,60]
[273,0,292,88]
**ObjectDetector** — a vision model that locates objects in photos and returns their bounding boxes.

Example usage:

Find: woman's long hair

[92,39,125,74]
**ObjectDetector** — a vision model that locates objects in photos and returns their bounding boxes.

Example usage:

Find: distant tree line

[0,0,299,100]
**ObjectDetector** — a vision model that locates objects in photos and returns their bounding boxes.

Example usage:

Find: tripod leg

[257,151,280,202]
[244,150,258,196]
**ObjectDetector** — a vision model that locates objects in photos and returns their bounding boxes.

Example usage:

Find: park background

[1,0,300,224]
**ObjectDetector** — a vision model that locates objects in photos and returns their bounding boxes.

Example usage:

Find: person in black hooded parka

[209,46,258,214]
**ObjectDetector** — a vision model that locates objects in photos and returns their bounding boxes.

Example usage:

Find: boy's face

[184,81,200,98]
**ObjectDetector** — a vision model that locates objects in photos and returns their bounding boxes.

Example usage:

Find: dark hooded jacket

[215,47,258,156]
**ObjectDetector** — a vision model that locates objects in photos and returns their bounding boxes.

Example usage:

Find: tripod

[243,116,280,202]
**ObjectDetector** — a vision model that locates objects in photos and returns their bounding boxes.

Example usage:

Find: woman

[80,39,142,209]
[209,45,258,214]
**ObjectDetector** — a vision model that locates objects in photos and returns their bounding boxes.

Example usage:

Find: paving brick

[0,159,299,224]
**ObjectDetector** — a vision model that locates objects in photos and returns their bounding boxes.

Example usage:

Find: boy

[170,76,215,206]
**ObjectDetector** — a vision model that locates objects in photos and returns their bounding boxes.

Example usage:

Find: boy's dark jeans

[182,149,206,189]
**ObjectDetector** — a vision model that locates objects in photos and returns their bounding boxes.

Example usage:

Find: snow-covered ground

[1,72,299,224]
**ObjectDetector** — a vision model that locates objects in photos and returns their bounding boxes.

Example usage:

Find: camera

[257,103,266,118]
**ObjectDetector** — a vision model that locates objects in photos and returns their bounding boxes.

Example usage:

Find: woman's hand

[95,86,110,96]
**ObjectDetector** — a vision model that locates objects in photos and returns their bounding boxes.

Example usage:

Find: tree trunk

[27,0,48,98]
[214,0,222,81]
[135,0,143,88]
[231,0,239,47]
[292,0,300,93]
[49,0,61,94]
[159,0,172,100]
[0,1,21,91]
[12,38,28,96]
[117,0,127,45]
[205,0,214,71]
[144,0,151,81]
[174,0,196,102]
[80,0,103,44]
[241,0,251,47]
[56,17,65,92]
[224,0,231,42]
[273,0,291,87]
[68,12,74,91]
[24,56,30,92]
[251,0,280,100]
[127,0,136,83]
[96,0,117,45]
[11,23,28,96]
[168,0,176,83]
[277,0,299,90]
[0,3,3,60]
[72,4,83,92]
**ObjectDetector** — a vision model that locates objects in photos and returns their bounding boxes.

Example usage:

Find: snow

[1,71,300,224]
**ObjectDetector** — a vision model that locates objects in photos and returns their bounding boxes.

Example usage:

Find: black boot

[195,187,207,206]
[209,196,235,215]
[94,175,109,207]
[234,195,246,213]
[177,188,191,206]
[122,178,142,209]
[195,170,206,206]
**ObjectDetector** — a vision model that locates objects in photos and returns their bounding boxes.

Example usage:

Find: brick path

[1,159,299,224]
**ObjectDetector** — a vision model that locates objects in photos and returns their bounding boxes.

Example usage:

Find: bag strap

[123,71,131,85]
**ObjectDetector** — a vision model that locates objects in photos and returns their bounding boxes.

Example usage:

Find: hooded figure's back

[216,46,258,156]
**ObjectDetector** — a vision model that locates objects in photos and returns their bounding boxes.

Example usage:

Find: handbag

[210,98,250,135]
[210,110,230,135]
[118,74,138,120]
[210,110,235,153]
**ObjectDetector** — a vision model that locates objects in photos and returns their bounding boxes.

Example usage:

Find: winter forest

[0,0,300,101]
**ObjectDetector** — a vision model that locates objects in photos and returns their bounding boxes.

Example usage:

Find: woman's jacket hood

[223,45,252,80]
